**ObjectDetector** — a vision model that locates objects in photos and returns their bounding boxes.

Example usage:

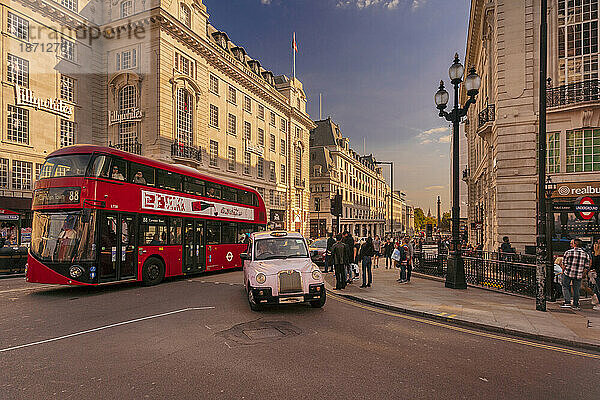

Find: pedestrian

[405,237,414,282]
[331,234,347,290]
[591,239,600,311]
[384,238,393,269]
[325,232,336,273]
[560,238,592,310]
[359,236,375,288]
[500,236,516,261]
[373,235,381,268]
[342,231,355,284]
[396,240,409,283]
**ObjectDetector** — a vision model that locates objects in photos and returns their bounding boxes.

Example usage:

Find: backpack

[399,245,408,262]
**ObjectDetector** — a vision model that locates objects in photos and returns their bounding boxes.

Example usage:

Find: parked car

[241,231,326,311]
[309,238,328,266]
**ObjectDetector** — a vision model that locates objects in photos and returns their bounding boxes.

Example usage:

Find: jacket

[342,235,354,264]
[359,241,375,258]
[331,242,346,265]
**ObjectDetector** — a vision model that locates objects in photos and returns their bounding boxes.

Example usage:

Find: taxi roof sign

[270,231,288,237]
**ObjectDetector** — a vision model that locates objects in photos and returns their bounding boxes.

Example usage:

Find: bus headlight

[256,273,267,284]
[312,270,322,280]
[69,265,83,279]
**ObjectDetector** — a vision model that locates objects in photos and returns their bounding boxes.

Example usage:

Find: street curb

[324,284,600,353]
[0,273,24,280]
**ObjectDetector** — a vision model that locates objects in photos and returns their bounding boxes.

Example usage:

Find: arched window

[180,3,191,28]
[118,85,137,145]
[176,88,193,146]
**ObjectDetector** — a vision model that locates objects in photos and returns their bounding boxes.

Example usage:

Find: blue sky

[203,0,471,212]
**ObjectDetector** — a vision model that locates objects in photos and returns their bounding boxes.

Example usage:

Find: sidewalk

[323,261,600,351]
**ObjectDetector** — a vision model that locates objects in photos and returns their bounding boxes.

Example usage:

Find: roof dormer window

[261,70,274,85]
[247,60,261,76]
[231,47,246,63]
[212,32,229,51]
[180,3,191,28]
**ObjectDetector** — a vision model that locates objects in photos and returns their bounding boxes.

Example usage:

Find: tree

[439,211,452,232]
[414,208,437,231]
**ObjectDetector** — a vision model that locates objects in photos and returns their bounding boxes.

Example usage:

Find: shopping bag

[391,248,401,262]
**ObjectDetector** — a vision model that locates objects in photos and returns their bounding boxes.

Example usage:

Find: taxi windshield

[254,238,308,260]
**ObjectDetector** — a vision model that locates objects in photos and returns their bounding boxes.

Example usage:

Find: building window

[270,134,276,152]
[7,54,28,87]
[228,85,237,104]
[180,3,191,27]
[547,132,560,173]
[209,104,219,128]
[118,85,138,145]
[0,158,8,188]
[243,121,251,141]
[280,164,286,183]
[227,146,236,171]
[176,88,193,146]
[60,75,74,102]
[244,152,251,175]
[7,105,28,144]
[243,95,251,113]
[7,12,28,41]
[258,104,265,120]
[280,117,287,133]
[558,0,599,84]
[280,139,286,156]
[566,128,600,172]
[269,189,274,205]
[295,146,302,181]
[175,53,195,78]
[60,38,74,61]
[60,119,75,147]
[295,126,301,141]
[121,0,132,18]
[210,140,218,167]
[295,193,301,208]
[117,49,137,70]
[12,160,31,190]
[270,111,276,126]
[269,161,276,182]
[227,113,237,135]
[258,128,265,146]
[61,0,77,12]
[257,157,264,178]
[210,74,219,94]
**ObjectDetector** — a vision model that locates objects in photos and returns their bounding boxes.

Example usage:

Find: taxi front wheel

[310,290,326,308]
[247,285,262,311]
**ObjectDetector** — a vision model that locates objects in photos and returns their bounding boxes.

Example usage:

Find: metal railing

[547,79,600,108]
[413,248,537,297]
[171,142,202,163]
[109,139,142,155]
[478,104,495,128]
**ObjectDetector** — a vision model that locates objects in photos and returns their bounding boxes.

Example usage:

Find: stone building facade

[463,0,600,252]
[309,117,389,238]
[0,0,314,235]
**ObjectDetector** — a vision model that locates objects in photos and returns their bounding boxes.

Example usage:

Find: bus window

[157,170,182,191]
[140,216,167,246]
[238,190,253,206]
[89,155,111,178]
[169,217,182,245]
[129,162,155,186]
[206,221,220,245]
[221,222,237,244]
[39,154,92,178]
[183,177,205,196]
[110,158,127,181]
[206,183,221,199]
[222,187,237,203]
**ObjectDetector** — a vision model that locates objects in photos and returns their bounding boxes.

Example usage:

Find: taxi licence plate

[279,296,304,304]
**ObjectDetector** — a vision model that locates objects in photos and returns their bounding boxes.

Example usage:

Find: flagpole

[292,32,296,81]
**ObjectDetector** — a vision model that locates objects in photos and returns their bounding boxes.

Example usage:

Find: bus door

[183,219,206,274]
[98,213,137,282]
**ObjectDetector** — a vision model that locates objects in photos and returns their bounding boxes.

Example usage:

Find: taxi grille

[278,271,302,294]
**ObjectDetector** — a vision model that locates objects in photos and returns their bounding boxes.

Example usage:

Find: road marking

[437,312,447,316]
[0,307,215,354]
[448,314,457,318]
[328,293,600,360]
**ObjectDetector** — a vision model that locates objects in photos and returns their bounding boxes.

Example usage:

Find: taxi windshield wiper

[258,255,288,260]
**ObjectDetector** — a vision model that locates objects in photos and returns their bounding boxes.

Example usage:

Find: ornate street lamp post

[435,54,481,289]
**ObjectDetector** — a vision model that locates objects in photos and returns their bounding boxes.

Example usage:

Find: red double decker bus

[26,145,266,286]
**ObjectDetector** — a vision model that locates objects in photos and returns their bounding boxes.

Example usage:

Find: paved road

[0,272,598,399]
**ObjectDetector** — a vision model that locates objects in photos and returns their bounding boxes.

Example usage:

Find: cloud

[260,0,272,4]
[336,0,411,10]
[410,0,426,10]
[425,185,445,191]
[438,134,451,143]
[386,0,400,9]
[420,126,449,136]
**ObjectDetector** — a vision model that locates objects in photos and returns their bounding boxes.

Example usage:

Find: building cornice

[462,0,485,103]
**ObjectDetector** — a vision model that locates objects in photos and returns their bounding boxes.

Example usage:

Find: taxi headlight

[256,273,267,284]
[69,265,83,279]
[312,270,322,280]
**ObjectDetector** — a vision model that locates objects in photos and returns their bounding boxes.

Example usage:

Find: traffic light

[330,194,342,217]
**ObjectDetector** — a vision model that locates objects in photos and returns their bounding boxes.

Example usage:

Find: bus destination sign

[141,190,254,221]
[33,187,81,206]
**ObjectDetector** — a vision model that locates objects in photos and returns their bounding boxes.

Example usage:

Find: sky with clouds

[203,0,470,213]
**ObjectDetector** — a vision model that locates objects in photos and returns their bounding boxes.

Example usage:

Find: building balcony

[462,166,470,182]
[547,79,600,109]
[109,139,142,155]
[171,142,202,164]
[477,104,495,137]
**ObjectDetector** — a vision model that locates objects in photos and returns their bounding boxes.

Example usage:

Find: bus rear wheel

[142,257,165,286]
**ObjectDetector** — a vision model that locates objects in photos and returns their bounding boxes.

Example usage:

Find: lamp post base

[445,253,467,289]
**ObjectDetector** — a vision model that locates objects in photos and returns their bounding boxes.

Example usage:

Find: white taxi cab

[241,231,326,311]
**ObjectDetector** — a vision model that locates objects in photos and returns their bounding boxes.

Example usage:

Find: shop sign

[109,108,143,125]
[269,209,285,230]
[575,196,598,220]
[244,140,264,157]
[14,85,73,118]
[552,182,600,198]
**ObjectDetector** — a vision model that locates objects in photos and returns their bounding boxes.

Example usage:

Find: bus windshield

[254,238,309,260]
[31,211,97,263]
[39,154,92,179]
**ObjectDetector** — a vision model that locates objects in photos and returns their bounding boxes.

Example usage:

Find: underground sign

[575,196,599,220]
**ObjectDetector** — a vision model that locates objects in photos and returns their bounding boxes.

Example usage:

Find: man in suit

[342,231,355,284]
[325,232,336,273]
[331,234,347,289]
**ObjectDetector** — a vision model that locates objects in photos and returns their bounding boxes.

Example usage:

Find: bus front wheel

[142,257,165,286]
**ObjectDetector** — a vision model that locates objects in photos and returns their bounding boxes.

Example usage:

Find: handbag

[391,248,401,262]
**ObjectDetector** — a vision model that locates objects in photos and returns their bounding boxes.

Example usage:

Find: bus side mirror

[240,253,249,261]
